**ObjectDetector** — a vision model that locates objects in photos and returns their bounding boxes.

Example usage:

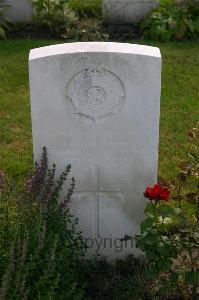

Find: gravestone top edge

[29,42,161,61]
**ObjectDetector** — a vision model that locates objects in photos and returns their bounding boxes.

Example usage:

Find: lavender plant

[0,147,85,299]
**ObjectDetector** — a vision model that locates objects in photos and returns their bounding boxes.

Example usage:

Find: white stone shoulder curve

[29,42,161,61]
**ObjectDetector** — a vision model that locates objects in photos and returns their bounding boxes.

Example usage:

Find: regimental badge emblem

[66,67,125,122]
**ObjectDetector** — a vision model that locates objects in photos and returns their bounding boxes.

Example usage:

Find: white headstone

[29,42,161,259]
[103,0,158,24]
[5,0,33,23]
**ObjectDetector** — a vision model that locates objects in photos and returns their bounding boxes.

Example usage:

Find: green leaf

[158,259,172,272]
[185,271,199,285]
[156,204,176,217]
[140,218,154,231]
[170,271,180,283]
[185,18,195,33]
[144,203,154,217]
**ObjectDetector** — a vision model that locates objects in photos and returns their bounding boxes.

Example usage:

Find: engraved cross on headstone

[75,166,123,237]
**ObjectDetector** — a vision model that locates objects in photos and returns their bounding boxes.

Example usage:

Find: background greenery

[0,39,198,182]
[139,0,199,41]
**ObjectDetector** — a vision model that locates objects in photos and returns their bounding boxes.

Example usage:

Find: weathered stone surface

[29,42,161,258]
[5,0,33,22]
[103,0,158,24]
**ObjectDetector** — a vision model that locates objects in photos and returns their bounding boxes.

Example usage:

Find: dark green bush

[139,0,199,41]
[68,0,102,19]
[0,147,85,299]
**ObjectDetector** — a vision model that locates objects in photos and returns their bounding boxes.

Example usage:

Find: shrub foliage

[0,147,85,299]
[31,0,102,35]
[31,0,76,34]
[140,0,199,41]
[68,0,102,19]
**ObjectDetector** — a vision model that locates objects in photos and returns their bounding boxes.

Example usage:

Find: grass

[0,39,199,181]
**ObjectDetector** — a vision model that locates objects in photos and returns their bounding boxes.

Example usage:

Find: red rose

[144,184,170,202]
